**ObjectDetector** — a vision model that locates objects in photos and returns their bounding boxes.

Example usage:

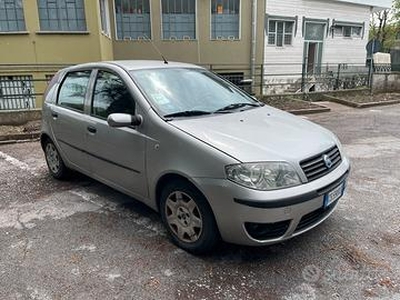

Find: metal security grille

[0,76,36,110]
[115,0,150,39]
[211,0,239,40]
[161,0,196,40]
[37,0,87,31]
[0,0,26,32]
[300,145,342,182]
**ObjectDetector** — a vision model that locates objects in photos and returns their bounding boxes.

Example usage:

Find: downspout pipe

[250,0,257,95]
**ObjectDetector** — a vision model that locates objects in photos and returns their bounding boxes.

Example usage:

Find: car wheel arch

[155,173,215,216]
[40,133,52,151]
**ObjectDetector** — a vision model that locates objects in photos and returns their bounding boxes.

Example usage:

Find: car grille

[294,201,338,233]
[245,220,290,240]
[300,145,342,182]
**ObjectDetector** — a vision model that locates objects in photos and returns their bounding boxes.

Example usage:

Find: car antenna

[143,34,168,64]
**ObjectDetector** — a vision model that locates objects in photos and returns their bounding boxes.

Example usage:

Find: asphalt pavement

[0,104,399,299]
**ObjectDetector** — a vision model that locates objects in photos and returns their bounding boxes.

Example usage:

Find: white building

[263,0,392,93]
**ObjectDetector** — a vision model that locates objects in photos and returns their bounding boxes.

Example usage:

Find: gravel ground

[0,120,41,136]
[261,98,323,111]
[0,105,399,299]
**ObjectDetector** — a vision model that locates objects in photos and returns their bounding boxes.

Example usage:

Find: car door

[49,69,92,172]
[85,69,147,199]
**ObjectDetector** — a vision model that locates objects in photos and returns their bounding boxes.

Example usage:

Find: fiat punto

[41,61,350,254]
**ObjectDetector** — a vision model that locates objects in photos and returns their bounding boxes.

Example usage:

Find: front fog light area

[226,162,301,191]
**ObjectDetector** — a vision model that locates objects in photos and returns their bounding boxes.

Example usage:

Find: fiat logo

[323,154,333,169]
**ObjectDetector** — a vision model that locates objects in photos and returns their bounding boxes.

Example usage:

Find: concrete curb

[322,95,400,109]
[288,107,331,115]
[0,131,40,145]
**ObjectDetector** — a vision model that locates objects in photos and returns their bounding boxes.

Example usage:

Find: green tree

[370,1,400,51]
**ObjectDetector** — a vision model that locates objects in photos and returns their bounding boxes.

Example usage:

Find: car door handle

[87,126,97,134]
[51,111,58,118]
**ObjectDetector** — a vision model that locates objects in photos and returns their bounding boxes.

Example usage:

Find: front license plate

[324,183,345,208]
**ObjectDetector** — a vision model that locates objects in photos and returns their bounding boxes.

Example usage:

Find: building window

[161,0,196,40]
[268,20,294,47]
[0,75,35,110]
[304,22,325,41]
[115,0,150,40]
[333,25,362,38]
[0,0,26,32]
[99,0,110,36]
[37,0,87,32]
[211,0,239,40]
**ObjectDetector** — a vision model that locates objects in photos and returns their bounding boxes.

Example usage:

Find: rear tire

[44,139,68,180]
[160,179,219,255]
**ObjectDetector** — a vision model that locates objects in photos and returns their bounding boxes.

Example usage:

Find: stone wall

[0,109,41,126]
[372,73,400,92]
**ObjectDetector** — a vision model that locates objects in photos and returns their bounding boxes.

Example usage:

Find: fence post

[368,59,374,95]
[335,63,341,90]
[301,63,306,92]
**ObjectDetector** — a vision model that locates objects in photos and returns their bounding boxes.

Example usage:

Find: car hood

[170,106,337,163]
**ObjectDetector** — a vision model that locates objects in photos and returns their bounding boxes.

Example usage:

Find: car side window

[91,70,135,119]
[58,70,91,111]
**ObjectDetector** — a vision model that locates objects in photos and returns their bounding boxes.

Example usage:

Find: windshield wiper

[214,102,261,113]
[164,110,212,118]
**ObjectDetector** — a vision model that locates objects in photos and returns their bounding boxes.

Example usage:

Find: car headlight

[225,162,302,191]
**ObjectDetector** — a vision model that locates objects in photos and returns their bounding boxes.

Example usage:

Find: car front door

[84,69,147,199]
[49,70,92,172]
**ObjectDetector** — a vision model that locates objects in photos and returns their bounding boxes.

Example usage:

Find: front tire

[44,139,68,179]
[160,180,219,254]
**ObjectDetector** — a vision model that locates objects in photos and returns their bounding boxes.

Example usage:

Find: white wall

[264,0,371,75]
[332,0,391,9]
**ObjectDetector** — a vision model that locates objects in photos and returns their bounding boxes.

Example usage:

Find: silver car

[41,60,350,254]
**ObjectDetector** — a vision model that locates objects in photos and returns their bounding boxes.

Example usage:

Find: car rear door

[84,69,147,199]
[48,70,93,173]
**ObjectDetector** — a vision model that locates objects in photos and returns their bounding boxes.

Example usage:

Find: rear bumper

[194,157,350,246]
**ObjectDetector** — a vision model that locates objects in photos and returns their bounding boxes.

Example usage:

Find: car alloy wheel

[165,191,203,243]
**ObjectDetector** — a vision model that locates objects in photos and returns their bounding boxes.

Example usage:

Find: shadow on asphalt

[62,170,324,262]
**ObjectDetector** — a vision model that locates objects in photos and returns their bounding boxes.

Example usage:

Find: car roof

[65,60,203,72]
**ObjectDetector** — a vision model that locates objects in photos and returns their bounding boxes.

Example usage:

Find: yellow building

[0,0,265,109]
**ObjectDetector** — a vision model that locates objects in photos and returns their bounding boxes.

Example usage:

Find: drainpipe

[250,0,257,95]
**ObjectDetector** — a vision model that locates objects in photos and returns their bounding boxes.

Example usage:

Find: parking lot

[0,104,399,300]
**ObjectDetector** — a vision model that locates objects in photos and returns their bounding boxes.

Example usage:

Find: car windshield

[130,68,259,118]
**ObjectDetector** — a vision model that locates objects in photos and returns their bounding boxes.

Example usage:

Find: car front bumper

[194,157,350,246]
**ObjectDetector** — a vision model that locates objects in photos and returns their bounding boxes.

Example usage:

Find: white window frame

[334,25,363,38]
[160,0,197,40]
[210,0,241,41]
[267,20,294,47]
[99,0,111,37]
[331,20,364,39]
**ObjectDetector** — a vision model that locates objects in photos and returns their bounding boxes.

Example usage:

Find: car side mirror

[107,113,143,128]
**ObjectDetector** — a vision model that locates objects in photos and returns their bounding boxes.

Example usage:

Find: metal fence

[0,63,64,111]
[206,62,375,96]
[0,62,397,110]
